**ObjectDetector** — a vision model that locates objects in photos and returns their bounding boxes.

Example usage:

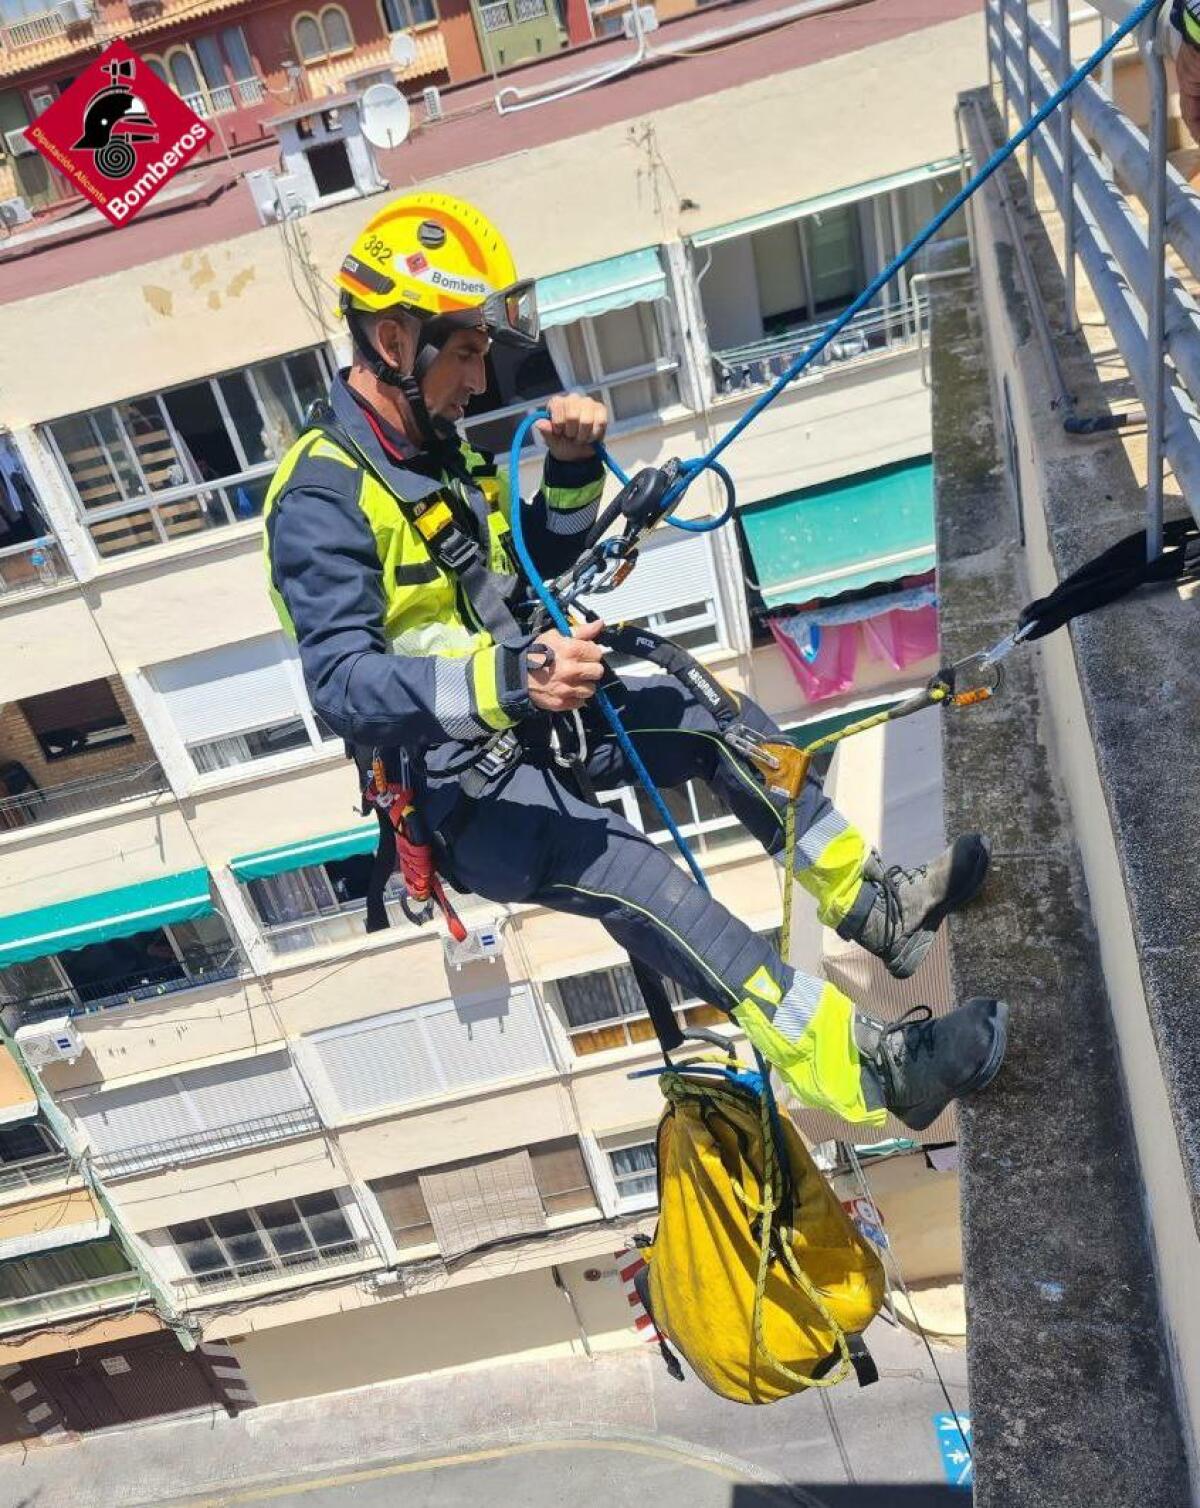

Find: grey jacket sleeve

[269,475,531,751]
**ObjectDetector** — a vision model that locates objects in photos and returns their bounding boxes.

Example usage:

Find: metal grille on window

[168,1192,364,1291]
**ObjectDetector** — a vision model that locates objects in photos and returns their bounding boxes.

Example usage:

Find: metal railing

[262,888,486,955]
[2,10,67,49]
[175,1237,377,1299]
[0,537,69,599]
[712,295,929,394]
[986,0,1200,552]
[0,759,169,833]
[9,942,242,1026]
[94,1106,323,1180]
[479,0,514,29]
[0,1151,71,1193]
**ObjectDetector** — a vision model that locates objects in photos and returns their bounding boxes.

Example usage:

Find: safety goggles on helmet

[482,279,539,348]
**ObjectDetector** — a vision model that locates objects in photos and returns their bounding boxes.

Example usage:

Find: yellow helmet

[337,191,538,346]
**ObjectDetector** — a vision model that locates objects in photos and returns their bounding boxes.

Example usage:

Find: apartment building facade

[0,0,981,1437]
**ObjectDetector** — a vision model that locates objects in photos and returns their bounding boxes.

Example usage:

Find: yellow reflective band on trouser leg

[470,647,515,732]
[787,810,869,929]
[1186,8,1200,46]
[733,980,885,1127]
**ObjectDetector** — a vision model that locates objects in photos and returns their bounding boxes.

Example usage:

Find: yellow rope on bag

[650,1067,881,1402]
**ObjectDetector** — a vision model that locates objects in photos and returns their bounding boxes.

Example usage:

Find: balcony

[0,1269,144,1332]
[711,295,928,397]
[11,941,242,1027]
[0,1151,71,1194]
[175,1235,377,1300]
[1,9,67,51]
[0,537,70,601]
[93,1106,323,1180]
[0,759,169,835]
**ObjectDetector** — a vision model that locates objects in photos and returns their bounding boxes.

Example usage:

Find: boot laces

[882,1005,936,1064]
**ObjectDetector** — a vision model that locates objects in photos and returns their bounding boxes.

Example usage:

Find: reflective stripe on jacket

[263,373,604,754]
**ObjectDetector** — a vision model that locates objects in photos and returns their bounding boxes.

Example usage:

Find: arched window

[144,56,169,86]
[165,48,204,106]
[320,5,354,53]
[293,14,326,63]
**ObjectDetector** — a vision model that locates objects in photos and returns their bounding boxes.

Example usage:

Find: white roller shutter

[74,1080,194,1169]
[307,1010,437,1119]
[306,985,553,1121]
[421,990,551,1092]
[578,529,717,623]
[71,1051,317,1176]
[150,634,303,744]
[184,1053,312,1130]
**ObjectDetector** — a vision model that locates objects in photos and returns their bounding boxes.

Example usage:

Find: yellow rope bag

[644,1064,885,1405]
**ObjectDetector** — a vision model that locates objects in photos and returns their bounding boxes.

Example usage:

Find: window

[71,1051,319,1178]
[153,28,258,116]
[246,852,418,955]
[19,679,132,762]
[0,1120,66,1191]
[304,987,554,1121]
[168,1192,366,1291]
[605,1136,658,1206]
[579,529,725,656]
[0,1239,139,1327]
[293,7,355,62]
[697,164,964,394]
[45,347,334,558]
[149,633,335,777]
[371,1137,596,1259]
[549,963,725,1055]
[382,0,437,27]
[0,914,240,1024]
[548,302,680,425]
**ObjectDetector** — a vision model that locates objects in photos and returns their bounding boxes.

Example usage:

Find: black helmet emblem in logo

[417,220,447,249]
[72,58,159,180]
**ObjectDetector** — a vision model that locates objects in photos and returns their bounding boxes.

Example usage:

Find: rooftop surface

[0,0,976,307]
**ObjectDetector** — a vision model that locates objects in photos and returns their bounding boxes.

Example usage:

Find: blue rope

[663,0,1162,507]
[507,0,1161,880]
[508,411,710,890]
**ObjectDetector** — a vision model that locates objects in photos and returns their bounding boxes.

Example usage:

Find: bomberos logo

[25,39,210,227]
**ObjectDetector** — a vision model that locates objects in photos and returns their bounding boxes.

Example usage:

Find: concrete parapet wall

[933,90,1196,1505]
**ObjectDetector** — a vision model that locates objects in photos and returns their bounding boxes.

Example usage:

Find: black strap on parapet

[304,405,526,649]
[1018,516,1200,643]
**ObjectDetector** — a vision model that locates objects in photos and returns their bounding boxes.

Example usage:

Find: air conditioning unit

[4,128,34,159]
[0,197,32,228]
[442,921,505,969]
[621,5,658,38]
[245,168,313,225]
[422,86,443,122]
[15,1017,83,1068]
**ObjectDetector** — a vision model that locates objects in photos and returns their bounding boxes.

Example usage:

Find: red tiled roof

[0,0,978,306]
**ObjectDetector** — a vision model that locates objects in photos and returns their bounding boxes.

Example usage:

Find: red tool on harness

[364,753,468,942]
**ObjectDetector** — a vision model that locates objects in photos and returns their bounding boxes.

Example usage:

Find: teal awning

[742,455,935,610]
[231,824,378,883]
[690,157,963,248]
[536,248,667,329]
[0,869,214,967]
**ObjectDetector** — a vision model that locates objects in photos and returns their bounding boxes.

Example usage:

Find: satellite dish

[360,84,411,150]
[389,31,417,69]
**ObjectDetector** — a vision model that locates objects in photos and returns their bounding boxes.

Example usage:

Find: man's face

[421,327,490,423]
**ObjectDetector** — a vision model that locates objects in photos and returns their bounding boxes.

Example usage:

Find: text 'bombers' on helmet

[336,191,518,318]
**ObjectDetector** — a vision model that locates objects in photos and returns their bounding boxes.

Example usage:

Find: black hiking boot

[836,835,992,980]
[855,998,1010,1131]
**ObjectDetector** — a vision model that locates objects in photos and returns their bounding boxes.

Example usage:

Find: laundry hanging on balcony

[0,869,214,967]
[769,584,939,703]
